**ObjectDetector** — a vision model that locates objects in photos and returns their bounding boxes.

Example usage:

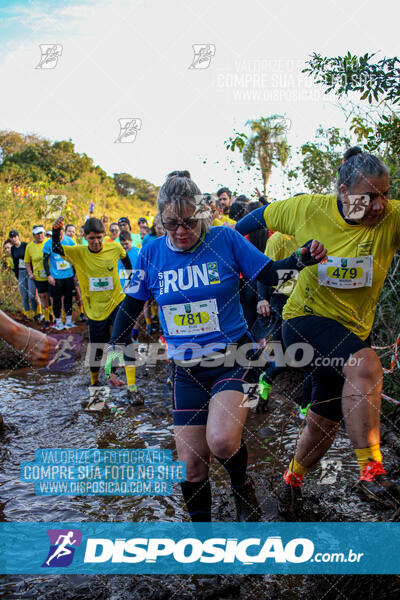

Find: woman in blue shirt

[105,171,326,522]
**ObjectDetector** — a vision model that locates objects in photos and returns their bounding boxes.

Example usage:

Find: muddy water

[0,356,399,598]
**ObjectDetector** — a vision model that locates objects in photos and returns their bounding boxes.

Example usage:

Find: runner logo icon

[42,529,82,567]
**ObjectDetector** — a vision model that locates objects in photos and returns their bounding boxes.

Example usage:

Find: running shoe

[79,313,87,322]
[126,384,144,406]
[33,314,44,324]
[51,319,65,331]
[356,461,400,508]
[232,475,262,522]
[257,373,271,413]
[64,318,75,329]
[276,470,303,517]
[41,320,51,330]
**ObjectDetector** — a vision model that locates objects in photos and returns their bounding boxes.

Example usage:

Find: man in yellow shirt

[236,147,400,514]
[52,216,137,403]
[24,225,53,328]
[216,187,236,226]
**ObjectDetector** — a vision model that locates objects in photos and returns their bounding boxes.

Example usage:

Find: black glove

[292,240,320,268]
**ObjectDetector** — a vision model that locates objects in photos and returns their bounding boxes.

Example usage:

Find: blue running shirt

[126,226,270,358]
[118,246,140,292]
[43,235,75,279]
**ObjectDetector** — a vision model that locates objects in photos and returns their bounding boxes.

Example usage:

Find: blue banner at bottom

[0,522,398,574]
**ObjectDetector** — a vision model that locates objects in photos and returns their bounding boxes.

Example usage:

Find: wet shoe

[232,475,262,521]
[33,314,44,324]
[276,471,303,517]
[64,319,75,329]
[126,384,144,406]
[41,320,51,330]
[257,373,271,413]
[356,461,400,508]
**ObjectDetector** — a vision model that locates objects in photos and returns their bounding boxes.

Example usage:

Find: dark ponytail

[337,146,388,192]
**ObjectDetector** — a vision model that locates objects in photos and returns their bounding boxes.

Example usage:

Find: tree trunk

[262,170,271,196]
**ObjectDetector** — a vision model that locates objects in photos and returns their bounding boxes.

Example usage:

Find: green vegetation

[0,130,158,247]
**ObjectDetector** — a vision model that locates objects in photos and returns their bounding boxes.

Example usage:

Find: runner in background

[43,225,76,330]
[24,225,53,329]
[108,223,119,242]
[65,224,77,243]
[216,187,234,224]
[52,216,137,403]
[9,230,40,322]
[117,217,141,248]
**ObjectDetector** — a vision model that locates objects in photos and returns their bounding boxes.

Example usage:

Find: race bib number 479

[318,256,373,289]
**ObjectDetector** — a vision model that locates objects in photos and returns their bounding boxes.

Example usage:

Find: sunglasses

[161,218,199,231]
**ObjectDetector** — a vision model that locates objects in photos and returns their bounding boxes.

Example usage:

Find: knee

[344,348,382,385]
[184,458,209,482]
[207,433,239,459]
[306,412,339,438]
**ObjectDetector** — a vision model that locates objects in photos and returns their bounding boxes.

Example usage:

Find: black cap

[118,217,131,226]
[138,217,148,225]
[8,229,19,237]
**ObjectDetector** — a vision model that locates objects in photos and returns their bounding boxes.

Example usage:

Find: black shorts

[48,276,75,298]
[34,280,48,294]
[282,316,369,422]
[172,334,261,426]
[87,305,121,372]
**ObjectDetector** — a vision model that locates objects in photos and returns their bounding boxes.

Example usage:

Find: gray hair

[157,171,211,233]
[337,146,389,192]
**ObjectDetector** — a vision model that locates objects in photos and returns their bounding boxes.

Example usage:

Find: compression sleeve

[121,254,132,271]
[256,253,310,286]
[235,205,268,235]
[109,296,145,346]
[43,253,51,277]
[257,281,273,303]
[52,228,65,256]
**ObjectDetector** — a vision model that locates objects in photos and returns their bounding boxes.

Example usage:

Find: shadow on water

[0,359,399,598]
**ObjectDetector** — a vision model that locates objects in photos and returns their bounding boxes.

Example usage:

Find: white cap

[32,226,45,235]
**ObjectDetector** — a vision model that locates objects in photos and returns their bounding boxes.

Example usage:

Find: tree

[226,116,290,195]
[113,173,158,204]
[297,127,351,194]
[303,52,400,196]
[0,130,43,163]
[0,138,106,184]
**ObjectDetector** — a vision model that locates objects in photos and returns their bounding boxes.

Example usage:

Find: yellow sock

[150,304,157,318]
[90,371,99,385]
[36,305,42,315]
[61,308,66,321]
[43,307,50,321]
[80,305,84,314]
[354,444,382,471]
[287,458,309,477]
[125,365,136,387]
[49,306,54,319]
[145,317,152,325]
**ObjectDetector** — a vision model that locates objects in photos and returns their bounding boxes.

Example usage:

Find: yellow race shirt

[24,240,47,281]
[219,214,236,226]
[264,195,400,340]
[62,242,127,321]
[265,232,298,296]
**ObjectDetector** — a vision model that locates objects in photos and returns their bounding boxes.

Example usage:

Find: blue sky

[0,0,398,196]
